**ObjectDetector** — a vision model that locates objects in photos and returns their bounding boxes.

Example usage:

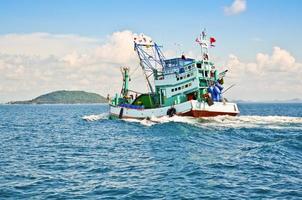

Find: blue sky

[1,0,301,56]
[0,0,302,102]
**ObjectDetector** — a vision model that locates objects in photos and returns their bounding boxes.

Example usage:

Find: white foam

[206,115,301,130]
[206,115,302,125]
[82,113,108,121]
[122,115,197,126]
[123,115,302,129]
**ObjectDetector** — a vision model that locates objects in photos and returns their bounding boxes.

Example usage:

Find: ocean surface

[0,103,302,199]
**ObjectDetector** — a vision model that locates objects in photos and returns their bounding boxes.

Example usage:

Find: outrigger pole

[134,41,166,95]
[140,60,154,94]
[120,67,130,97]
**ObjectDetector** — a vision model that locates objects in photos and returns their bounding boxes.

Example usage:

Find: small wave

[82,113,108,121]
[122,118,156,126]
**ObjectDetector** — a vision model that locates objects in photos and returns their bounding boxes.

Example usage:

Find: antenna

[196,28,210,61]
[174,43,183,57]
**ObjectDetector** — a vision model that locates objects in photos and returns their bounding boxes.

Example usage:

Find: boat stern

[188,100,239,117]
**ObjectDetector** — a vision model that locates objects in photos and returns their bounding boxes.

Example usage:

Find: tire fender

[167,107,176,117]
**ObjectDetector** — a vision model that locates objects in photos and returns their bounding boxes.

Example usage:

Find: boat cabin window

[179,68,185,73]
[205,71,209,77]
[178,87,181,90]
[197,63,201,68]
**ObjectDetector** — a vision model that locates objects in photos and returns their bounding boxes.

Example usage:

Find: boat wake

[123,115,302,129]
[82,113,302,129]
[196,115,302,129]
[122,115,195,126]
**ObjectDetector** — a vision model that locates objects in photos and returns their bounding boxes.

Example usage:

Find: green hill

[9,90,107,104]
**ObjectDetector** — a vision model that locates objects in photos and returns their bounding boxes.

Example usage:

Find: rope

[129,64,140,77]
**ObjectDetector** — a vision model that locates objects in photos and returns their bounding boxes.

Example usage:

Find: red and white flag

[210,37,216,47]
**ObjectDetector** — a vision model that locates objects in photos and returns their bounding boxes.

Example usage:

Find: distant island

[8,90,108,104]
[234,98,302,103]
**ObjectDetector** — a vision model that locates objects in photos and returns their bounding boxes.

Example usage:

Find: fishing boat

[109,30,239,119]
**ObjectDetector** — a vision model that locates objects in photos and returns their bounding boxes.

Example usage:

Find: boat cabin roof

[164,57,194,73]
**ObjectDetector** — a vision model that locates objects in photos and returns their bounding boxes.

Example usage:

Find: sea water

[0,103,301,199]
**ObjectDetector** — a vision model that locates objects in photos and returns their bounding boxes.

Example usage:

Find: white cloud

[0,31,146,102]
[0,33,99,57]
[251,37,263,42]
[223,47,302,101]
[60,31,140,70]
[227,46,301,76]
[224,0,247,15]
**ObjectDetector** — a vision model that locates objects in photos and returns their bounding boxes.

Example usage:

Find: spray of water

[82,113,109,121]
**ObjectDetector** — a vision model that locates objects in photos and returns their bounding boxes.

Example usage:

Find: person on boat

[203,92,214,106]
[107,94,111,102]
[210,66,215,78]
[203,53,209,60]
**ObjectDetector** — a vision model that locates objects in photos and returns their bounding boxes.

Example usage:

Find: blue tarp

[119,104,144,109]
[208,82,224,102]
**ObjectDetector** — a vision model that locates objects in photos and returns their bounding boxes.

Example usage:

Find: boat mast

[199,29,210,61]
[120,67,130,97]
[196,29,212,102]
